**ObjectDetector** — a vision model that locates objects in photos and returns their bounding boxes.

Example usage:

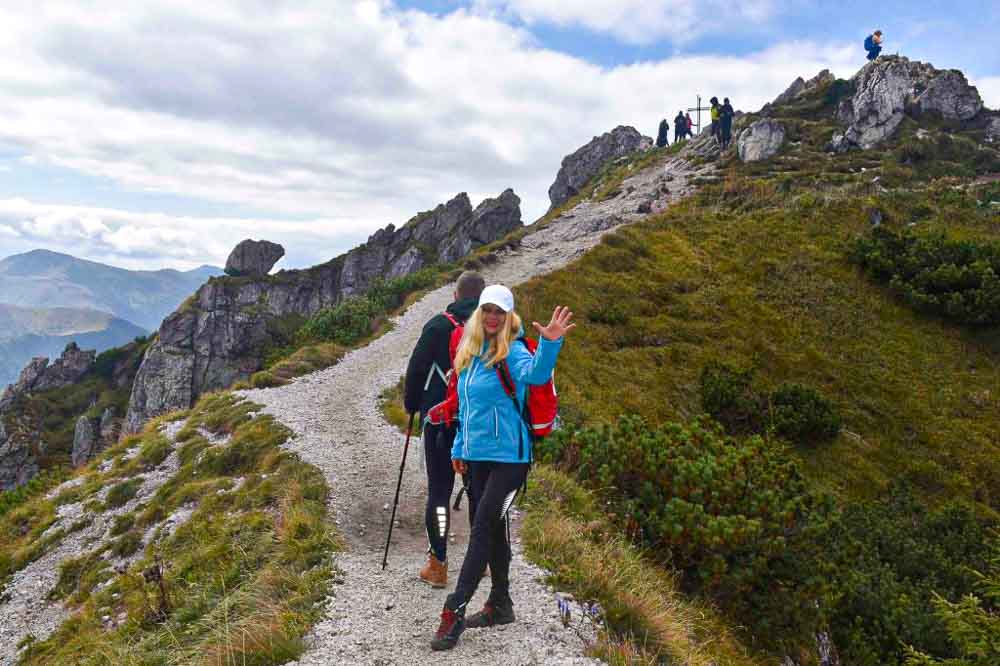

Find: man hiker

[720,97,735,150]
[404,270,486,588]
[865,30,883,61]
[656,118,670,148]
[685,112,694,138]
[710,97,721,144]
[674,110,687,143]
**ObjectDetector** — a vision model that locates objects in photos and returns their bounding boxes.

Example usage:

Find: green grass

[5,393,337,666]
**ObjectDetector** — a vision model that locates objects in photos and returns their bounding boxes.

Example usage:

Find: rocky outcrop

[224,239,285,277]
[0,343,95,411]
[71,414,99,467]
[549,126,651,209]
[984,117,1000,144]
[772,69,836,106]
[833,56,984,151]
[737,119,786,162]
[125,191,523,432]
[0,415,41,491]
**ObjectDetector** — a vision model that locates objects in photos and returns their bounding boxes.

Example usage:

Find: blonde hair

[453,306,523,373]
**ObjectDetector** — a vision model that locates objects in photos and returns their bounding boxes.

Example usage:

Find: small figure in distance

[656,118,670,148]
[709,96,721,145]
[865,30,883,61]
[720,97,735,151]
[674,110,687,143]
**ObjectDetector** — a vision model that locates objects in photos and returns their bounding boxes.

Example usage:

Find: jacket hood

[447,297,479,322]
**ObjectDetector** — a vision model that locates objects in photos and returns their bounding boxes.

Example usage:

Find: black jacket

[404,297,479,417]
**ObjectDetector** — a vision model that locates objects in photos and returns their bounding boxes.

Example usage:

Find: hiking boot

[419,554,447,589]
[465,597,515,629]
[430,607,465,651]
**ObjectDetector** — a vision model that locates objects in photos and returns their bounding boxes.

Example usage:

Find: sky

[0,1,997,271]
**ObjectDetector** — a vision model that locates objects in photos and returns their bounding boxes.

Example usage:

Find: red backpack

[427,312,559,447]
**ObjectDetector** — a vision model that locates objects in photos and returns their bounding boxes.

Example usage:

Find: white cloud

[971,76,1000,110]
[0,2,866,270]
[474,0,777,45]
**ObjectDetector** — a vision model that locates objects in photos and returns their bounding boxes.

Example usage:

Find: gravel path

[239,154,707,666]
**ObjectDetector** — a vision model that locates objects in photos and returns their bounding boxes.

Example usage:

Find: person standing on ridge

[428,285,576,652]
[720,97,735,150]
[685,112,694,138]
[674,110,687,143]
[404,271,486,589]
[710,97,722,145]
[656,118,670,148]
[865,30,883,61]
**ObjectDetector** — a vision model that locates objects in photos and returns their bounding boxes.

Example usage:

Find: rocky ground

[238,153,708,665]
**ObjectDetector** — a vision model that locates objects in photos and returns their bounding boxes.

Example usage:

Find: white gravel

[239,155,704,665]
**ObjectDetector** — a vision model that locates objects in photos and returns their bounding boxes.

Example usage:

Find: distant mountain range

[0,304,148,387]
[0,249,221,331]
[0,250,222,387]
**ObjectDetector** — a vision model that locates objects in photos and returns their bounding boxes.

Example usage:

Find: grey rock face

[125,190,522,432]
[0,423,40,491]
[71,415,100,467]
[0,343,95,411]
[773,77,806,106]
[835,57,984,151]
[548,126,651,209]
[737,119,786,162]
[224,239,285,277]
[984,117,1000,143]
[771,70,835,109]
[99,407,118,444]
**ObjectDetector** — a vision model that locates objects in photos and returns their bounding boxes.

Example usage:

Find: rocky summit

[830,56,984,152]
[123,189,522,433]
[548,125,652,209]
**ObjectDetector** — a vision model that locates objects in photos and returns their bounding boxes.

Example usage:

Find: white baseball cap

[478,284,514,312]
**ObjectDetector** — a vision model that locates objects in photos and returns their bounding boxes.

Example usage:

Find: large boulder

[0,418,41,491]
[835,56,984,151]
[71,414,100,468]
[770,70,836,109]
[225,239,285,277]
[548,126,651,209]
[738,119,786,162]
[983,117,1000,144]
[125,190,522,432]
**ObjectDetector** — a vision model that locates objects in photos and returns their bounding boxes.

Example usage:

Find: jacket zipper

[493,407,499,439]
[462,359,474,459]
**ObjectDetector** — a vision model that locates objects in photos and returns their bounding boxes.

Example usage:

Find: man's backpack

[427,312,559,452]
[864,35,874,51]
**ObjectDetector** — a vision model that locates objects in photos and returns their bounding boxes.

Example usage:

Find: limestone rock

[72,414,100,467]
[0,422,40,491]
[0,343,95,411]
[984,117,1000,144]
[773,77,806,106]
[225,239,285,277]
[548,126,651,209]
[100,407,119,444]
[737,119,786,162]
[125,190,522,432]
[834,56,984,151]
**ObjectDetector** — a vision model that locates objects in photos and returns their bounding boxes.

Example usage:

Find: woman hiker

[428,285,576,651]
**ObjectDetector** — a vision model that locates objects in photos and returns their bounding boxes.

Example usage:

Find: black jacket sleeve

[404,319,438,414]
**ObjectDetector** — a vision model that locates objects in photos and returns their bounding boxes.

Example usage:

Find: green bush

[700,362,840,445]
[770,384,842,444]
[538,415,825,645]
[105,479,141,509]
[851,227,1000,325]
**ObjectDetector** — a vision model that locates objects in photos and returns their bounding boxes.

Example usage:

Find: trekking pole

[382,412,416,570]
[452,486,465,511]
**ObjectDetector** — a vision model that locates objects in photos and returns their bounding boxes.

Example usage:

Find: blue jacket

[451,331,563,463]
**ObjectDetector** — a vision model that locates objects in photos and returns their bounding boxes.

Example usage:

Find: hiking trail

[239,153,709,665]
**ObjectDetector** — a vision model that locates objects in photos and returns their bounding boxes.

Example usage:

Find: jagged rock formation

[985,117,1000,144]
[549,126,651,209]
[71,415,99,468]
[0,343,95,412]
[738,119,786,162]
[124,190,522,433]
[831,56,984,152]
[224,239,286,277]
[772,69,836,107]
[0,415,40,491]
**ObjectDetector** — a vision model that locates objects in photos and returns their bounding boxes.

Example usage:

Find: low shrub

[850,227,1000,325]
[105,479,142,509]
[770,384,842,443]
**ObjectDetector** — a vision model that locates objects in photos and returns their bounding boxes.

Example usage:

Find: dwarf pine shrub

[851,227,1000,325]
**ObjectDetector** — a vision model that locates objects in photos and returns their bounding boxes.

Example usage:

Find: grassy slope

[4,393,334,665]
[515,127,1000,515]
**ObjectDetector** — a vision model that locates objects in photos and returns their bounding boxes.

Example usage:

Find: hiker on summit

[710,97,722,144]
[656,118,670,147]
[404,270,485,589]
[865,30,883,61]
[685,112,694,138]
[674,111,687,143]
[426,285,576,652]
[720,97,735,150]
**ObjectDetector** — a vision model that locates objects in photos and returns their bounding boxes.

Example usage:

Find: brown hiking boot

[419,553,447,588]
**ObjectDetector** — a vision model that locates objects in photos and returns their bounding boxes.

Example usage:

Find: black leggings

[424,423,457,562]
[446,460,529,611]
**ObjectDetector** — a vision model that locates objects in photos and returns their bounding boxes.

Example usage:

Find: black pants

[424,423,458,562]
[446,461,529,611]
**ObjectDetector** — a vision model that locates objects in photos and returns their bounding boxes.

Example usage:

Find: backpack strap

[425,312,462,390]
[496,338,535,461]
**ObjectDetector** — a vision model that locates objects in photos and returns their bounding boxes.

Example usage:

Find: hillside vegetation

[511,77,1000,664]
